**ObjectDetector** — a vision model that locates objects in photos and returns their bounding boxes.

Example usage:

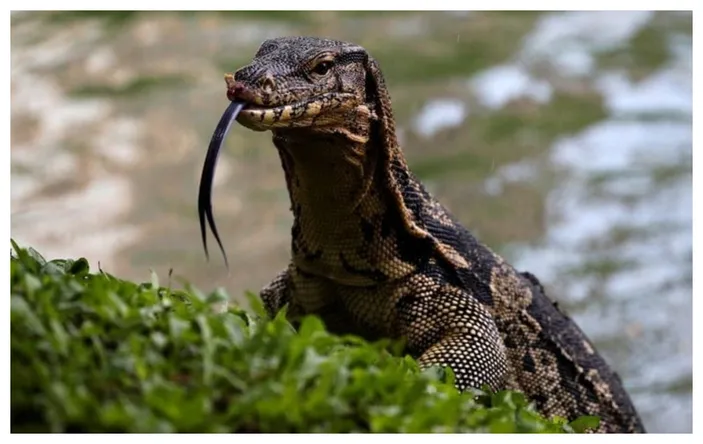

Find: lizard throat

[273,132,415,285]
[274,132,378,217]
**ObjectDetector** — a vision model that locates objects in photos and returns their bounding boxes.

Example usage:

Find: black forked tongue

[198,100,245,270]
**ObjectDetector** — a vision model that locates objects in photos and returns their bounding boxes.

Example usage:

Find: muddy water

[10,11,691,432]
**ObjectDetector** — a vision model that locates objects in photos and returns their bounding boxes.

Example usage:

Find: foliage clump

[10,241,597,433]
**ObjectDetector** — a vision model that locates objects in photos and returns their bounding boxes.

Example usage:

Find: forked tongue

[198,100,245,270]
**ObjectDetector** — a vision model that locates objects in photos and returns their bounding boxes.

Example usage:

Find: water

[413,98,468,138]
[471,12,691,432]
[10,11,691,432]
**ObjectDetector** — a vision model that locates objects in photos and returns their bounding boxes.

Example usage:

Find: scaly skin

[224,36,645,433]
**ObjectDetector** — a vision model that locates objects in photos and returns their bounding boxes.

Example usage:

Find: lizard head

[198,37,406,268]
[227,36,387,142]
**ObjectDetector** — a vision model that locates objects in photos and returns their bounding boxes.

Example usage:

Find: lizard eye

[312,60,333,76]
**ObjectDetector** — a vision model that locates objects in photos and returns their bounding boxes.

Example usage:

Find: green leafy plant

[10,240,598,433]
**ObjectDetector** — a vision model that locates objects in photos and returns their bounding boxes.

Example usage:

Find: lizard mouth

[225,71,359,131]
[234,93,359,132]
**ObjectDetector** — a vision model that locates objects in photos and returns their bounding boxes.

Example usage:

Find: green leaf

[205,287,228,305]
[23,273,42,294]
[420,364,448,382]
[297,316,325,339]
[11,295,46,336]
[49,319,70,355]
[245,291,267,318]
[26,246,48,266]
[568,415,601,433]
[69,257,90,274]
[10,238,21,256]
[150,269,159,290]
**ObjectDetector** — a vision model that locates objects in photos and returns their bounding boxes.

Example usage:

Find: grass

[10,240,599,433]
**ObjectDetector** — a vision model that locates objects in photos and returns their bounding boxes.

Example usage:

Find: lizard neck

[272,131,418,286]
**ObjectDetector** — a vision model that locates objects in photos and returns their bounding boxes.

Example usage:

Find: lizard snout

[225,79,259,104]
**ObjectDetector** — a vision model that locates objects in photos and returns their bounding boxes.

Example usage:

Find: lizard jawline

[235,93,359,131]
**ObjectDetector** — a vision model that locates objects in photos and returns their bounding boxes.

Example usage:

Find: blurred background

[10,11,691,432]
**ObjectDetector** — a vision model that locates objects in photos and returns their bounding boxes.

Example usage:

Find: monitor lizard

[199,36,645,433]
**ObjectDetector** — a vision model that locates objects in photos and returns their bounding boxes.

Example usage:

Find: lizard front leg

[398,282,509,392]
[260,265,292,319]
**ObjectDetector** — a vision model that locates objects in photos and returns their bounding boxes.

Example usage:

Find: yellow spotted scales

[213,37,645,433]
